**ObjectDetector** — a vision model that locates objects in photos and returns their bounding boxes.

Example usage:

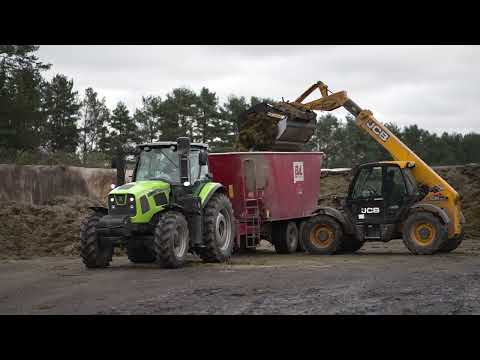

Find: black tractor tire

[296,221,306,252]
[154,211,190,269]
[273,221,299,254]
[126,241,156,263]
[197,193,235,263]
[80,212,113,268]
[438,230,465,253]
[339,235,364,253]
[402,211,447,255]
[302,215,343,255]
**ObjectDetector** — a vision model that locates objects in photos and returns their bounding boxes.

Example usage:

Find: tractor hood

[109,180,170,198]
[107,180,171,224]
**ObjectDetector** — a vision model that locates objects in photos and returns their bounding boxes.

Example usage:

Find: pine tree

[80,87,110,160]
[41,74,81,153]
[0,45,51,154]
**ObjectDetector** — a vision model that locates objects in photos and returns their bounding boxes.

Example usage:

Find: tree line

[1,45,479,168]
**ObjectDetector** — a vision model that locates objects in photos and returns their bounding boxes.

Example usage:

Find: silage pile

[0,196,105,259]
[318,164,480,239]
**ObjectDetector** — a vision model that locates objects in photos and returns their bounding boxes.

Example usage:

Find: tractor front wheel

[198,193,235,263]
[154,211,190,268]
[80,212,113,268]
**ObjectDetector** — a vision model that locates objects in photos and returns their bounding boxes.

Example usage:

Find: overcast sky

[37,45,479,134]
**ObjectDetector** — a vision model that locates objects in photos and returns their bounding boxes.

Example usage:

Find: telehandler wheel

[302,215,343,255]
[198,193,235,263]
[126,241,156,263]
[273,221,299,254]
[402,212,447,255]
[154,211,190,269]
[339,235,364,253]
[438,230,465,253]
[80,212,113,268]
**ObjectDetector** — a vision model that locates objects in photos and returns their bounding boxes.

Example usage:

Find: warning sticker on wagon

[293,162,304,183]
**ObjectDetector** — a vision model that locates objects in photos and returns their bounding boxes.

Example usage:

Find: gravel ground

[1,239,479,315]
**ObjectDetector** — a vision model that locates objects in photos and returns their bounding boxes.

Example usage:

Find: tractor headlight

[129,197,135,202]
[110,196,115,203]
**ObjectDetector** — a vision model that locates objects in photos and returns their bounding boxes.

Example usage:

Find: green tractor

[80,137,236,269]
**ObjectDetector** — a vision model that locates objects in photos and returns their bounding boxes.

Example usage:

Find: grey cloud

[38,45,480,134]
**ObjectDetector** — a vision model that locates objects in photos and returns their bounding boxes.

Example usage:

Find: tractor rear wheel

[438,230,465,253]
[80,212,113,268]
[154,211,190,268]
[127,241,156,263]
[198,193,235,263]
[302,215,343,255]
[273,221,298,254]
[402,212,447,255]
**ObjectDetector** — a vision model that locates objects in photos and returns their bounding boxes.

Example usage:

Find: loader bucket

[237,102,317,151]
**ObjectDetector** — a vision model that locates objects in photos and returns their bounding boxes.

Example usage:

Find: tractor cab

[133,141,210,186]
[343,161,420,241]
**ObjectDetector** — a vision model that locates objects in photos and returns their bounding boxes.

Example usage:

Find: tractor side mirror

[199,150,208,166]
[111,158,117,169]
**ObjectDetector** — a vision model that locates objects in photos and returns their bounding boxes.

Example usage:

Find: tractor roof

[137,142,208,149]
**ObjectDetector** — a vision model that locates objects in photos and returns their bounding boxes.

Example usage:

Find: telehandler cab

[80,138,235,269]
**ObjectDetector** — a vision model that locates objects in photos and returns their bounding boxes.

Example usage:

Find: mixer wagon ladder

[243,193,262,248]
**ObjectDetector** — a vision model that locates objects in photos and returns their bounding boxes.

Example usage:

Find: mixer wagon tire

[296,221,306,252]
[273,221,298,254]
[154,211,190,269]
[302,215,343,255]
[438,230,465,253]
[80,212,113,268]
[198,193,235,263]
[402,212,447,255]
[126,241,156,263]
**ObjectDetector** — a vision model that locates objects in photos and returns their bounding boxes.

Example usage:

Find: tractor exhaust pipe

[177,137,191,185]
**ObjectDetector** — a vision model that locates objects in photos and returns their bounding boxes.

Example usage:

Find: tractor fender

[409,203,450,225]
[89,206,108,215]
[312,207,356,235]
[198,182,225,209]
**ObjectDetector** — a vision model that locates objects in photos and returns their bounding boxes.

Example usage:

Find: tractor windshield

[135,147,204,183]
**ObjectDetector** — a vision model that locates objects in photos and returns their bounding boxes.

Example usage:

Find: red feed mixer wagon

[208,151,324,253]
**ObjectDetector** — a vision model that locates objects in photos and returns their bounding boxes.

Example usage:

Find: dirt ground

[1,239,479,315]
[0,164,478,314]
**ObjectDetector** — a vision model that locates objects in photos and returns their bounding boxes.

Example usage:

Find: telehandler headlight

[110,196,115,203]
[129,197,135,202]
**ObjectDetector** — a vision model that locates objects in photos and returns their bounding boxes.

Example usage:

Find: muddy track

[0,239,479,315]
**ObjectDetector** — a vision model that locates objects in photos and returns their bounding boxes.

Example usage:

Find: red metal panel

[208,152,323,224]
